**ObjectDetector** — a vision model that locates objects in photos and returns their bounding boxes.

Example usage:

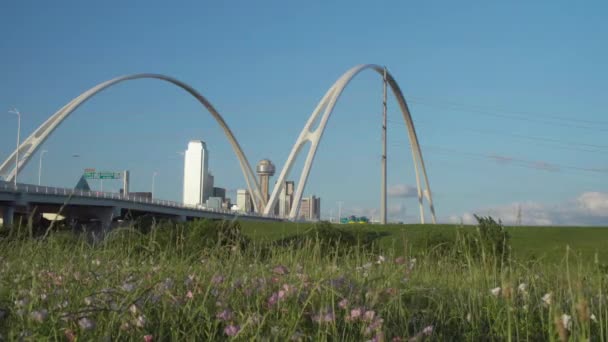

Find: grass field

[0,219,607,340]
[241,221,608,263]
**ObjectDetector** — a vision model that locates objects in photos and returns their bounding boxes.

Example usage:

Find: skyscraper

[298,195,321,221]
[236,189,253,212]
[183,140,210,206]
[279,180,294,218]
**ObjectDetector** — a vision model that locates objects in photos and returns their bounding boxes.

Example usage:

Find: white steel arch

[0,74,264,212]
[263,64,437,223]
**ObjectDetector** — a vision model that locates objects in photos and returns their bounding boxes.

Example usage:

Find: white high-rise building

[236,189,252,212]
[183,140,210,206]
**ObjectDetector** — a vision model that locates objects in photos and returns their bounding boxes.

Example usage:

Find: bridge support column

[2,205,15,228]
[97,207,121,235]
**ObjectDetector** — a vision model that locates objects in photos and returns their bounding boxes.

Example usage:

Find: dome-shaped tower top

[256,159,275,176]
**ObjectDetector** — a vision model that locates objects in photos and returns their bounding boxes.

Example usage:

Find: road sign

[98,172,122,179]
[83,169,122,180]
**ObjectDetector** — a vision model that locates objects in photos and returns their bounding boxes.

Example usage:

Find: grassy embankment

[0,220,607,340]
[242,221,608,263]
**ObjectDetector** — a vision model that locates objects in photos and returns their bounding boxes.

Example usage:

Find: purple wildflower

[350,307,363,320]
[212,275,224,285]
[30,309,48,323]
[267,292,279,307]
[312,310,335,324]
[364,310,376,322]
[216,309,233,321]
[323,311,336,323]
[272,265,289,275]
[224,325,240,337]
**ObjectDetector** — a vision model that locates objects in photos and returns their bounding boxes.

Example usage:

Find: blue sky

[1,1,606,224]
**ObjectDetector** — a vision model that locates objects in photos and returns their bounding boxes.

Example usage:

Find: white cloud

[447,192,608,226]
[388,184,417,198]
[576,192,608,216]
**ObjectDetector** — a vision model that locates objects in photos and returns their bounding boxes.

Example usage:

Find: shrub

[471,214,510,262]
[274,221,380,255]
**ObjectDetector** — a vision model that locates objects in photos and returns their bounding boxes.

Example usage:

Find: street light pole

[8,108,21,187]
[38,150,48,185]
[152,171,159,198]
[337,201,343,224]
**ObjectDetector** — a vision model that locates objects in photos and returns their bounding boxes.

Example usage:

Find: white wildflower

[129,304,139,315]
[376,255,386,264]
[561,314,572,331]
[84,297,93,306]
[122,283,135,292]
[490,287,501,297]
[422,325,433,335]
[30,309,48,323]
[14,298,28,308]
[517,283,527,293]
[78,317,96,331]
[542,293,552,306]
[590,314,597,322]
[134,315,147,328]
[408,258,417,270]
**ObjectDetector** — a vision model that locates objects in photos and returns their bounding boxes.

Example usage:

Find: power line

[415,124,608,155]
[386,118,608,155]
[406,99,608,132]
[406,95,608,127]
[387,140,608,175]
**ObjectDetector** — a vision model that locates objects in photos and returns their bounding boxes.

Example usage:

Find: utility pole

[380,67,388,224]
[152,171,158,198]
[8,108,21,187]
[38,150,48,185]
[337,201,343,224]
[516,204,522,226]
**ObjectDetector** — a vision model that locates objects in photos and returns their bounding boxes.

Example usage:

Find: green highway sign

[83,169,122,180]
[99,172,122,179]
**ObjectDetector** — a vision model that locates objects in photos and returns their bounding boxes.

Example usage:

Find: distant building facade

[205,172,214,202]
[279,180,294,217]
[298,195,321,221]
[183,140,210,206]
[236,189,253,212]
[205,196,223,210]
[213,187,226,200]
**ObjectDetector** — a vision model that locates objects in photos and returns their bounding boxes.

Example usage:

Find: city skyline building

[213,187,226,201]
[205,196,223,210]
[236,189,253,213]
[279,180,294,218]
[183,140,210,206]
[205,172,214,202]
[256,159,275,208]
[299,195,321,221]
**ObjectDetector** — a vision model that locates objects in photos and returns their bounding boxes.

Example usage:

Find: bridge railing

[0,180,278,219]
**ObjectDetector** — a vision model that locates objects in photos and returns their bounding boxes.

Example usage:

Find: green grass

[242,221,608,263]
[0,220,607,340]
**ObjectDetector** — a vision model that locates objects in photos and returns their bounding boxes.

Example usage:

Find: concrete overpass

[0,181,281,231]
